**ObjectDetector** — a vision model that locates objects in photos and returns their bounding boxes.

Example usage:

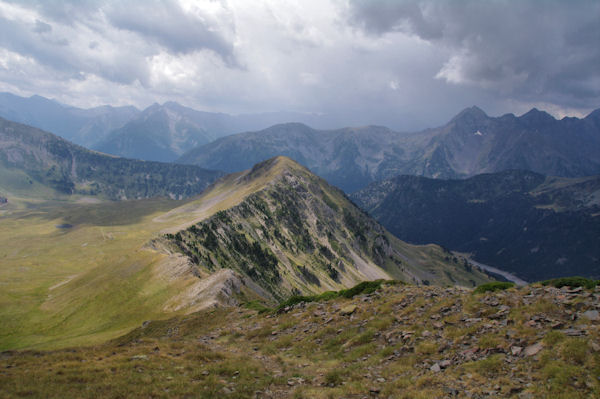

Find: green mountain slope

[0,156,490,351]
[350,170,600,281]
[0,117,223,200]
[160,156,492,300]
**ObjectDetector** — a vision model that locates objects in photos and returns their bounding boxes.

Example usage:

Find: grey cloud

[347,0,600,108]
[33,19,52,33]
[4,0,105,26]
[105,0,238,66]
[0,15,149,86]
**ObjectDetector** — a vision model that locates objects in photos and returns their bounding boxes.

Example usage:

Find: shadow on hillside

[17,198,185,226]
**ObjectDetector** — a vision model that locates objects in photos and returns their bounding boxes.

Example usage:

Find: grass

[2,281,600,398]
[0,197,196,350]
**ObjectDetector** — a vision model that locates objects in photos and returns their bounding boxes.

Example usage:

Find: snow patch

[474,130,483,136]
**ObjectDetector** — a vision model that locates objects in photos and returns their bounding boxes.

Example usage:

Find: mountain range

[0,117,222,200]
[179,106,600,192]
[0,92,139,148]
[0,92,338,162]
[350,170,600,281]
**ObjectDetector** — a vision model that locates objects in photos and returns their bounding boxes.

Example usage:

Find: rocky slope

[158,156,492,301]
[0,117,223,200]
[2,280,599,398]
[178,107,600,192]
[350,170,600,281]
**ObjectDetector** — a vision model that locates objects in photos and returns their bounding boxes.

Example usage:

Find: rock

[130,355,148,361]
[550,321,564,329]
[422,330,432,337]
[524,342,543,356]
[562,328,587,336]
[439,359,452,368]
[340,305,357,315]
[510,346,523,356]
[582,310,599,321]
[566,287,583,293]
[369,387,381,394]
[430,363,441,372]
[376,377,386,383]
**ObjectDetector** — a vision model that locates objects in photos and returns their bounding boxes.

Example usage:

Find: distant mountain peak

[450,106,489,124]
[520,108,555,124]
[585,108,600,122]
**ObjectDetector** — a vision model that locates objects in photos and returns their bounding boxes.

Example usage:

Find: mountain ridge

[155,156,491,301]
[178,106,600,192]
[350,170,600,281]
[0,117,223,200]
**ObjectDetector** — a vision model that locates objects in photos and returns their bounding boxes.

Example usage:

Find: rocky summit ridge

[2,279,598,398]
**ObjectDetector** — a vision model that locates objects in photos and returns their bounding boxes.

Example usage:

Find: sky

[0,0,598,131]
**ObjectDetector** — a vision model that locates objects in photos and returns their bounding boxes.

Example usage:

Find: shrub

[243,301,271,314]
[540,276,599,290]
[276,280,399,310]
[324,370,343,386]
[473,281,515,294]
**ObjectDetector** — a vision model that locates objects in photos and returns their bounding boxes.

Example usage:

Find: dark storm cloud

[105,0,238,66]
[0,0,597,128]
[347,0,600,108]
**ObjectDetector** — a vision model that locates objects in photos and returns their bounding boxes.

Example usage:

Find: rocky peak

[450,106,489,125]
[519,108,556,126]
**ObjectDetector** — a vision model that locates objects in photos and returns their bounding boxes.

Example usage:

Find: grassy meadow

[0,196,194,350]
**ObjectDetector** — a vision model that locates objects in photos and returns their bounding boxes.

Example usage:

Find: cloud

[0,0,597,131]
[105,0,238,66]
[33,19,51,33]
[347,0,600,108]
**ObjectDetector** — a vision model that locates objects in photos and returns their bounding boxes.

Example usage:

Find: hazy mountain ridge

[93,102,217,162]
[179,106,600,192]
[0,92,341,162]
[159,156,491,301]
[0,92,140,147]
[178,123,408,192]
[350,170,600,281]
[0,117,223,200]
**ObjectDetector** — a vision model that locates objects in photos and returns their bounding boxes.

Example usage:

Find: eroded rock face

[163,268,244,313]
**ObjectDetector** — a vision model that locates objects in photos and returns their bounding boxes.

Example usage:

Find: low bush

[540,276,599,290]
[473,281,515,294]
[276,279,399,310]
